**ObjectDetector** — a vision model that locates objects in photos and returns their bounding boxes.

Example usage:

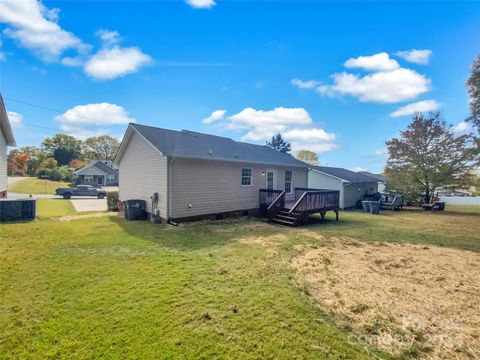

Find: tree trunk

[425,182,431,204]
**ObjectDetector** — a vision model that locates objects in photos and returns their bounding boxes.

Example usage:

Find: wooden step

[275,214,297,221]
[272,218,298,226]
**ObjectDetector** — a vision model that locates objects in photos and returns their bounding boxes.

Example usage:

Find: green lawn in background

[1,204,479,359]
[36,198,77,218]
[9,177,69,195]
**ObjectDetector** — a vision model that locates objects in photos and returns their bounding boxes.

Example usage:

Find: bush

[107,191,119,211]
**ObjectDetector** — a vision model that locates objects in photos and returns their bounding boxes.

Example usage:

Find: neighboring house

[308,166,378,209]
[114,123,309,222]
[358,171,387,193]
[0,94,16,198]
[435,187,473,197]
[73,160,119,186]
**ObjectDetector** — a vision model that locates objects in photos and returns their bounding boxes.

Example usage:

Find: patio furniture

[422,202,445,213]
[381,195,403,210]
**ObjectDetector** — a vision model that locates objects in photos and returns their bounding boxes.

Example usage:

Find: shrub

[107,191,119,211]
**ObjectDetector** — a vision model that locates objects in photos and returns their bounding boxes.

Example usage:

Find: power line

[4,97,131,129]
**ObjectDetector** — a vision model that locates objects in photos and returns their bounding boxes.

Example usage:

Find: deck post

[334,210,339,221]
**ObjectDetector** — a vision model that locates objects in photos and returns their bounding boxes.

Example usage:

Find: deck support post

[334,210,339,221]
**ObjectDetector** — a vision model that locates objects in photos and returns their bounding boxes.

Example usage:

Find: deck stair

[271,209,302,227]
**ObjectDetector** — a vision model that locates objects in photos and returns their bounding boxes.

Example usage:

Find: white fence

[439,196,480,206]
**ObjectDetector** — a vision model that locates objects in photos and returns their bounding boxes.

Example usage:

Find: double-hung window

[84,175,93,182]
[107,175,116,182]
[284,170,293,194]
[241,168,252,186]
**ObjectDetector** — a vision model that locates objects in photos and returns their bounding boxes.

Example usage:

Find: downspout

[168,157,174,221]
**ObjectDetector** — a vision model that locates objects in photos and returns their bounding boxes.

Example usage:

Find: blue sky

[0,0,479,173]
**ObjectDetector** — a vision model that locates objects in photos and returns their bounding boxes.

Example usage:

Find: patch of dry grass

[292,238,480,359]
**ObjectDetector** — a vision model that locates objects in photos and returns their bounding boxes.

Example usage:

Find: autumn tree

[42,134,81,166]
[82,135,120,161]
[19,146,48,176]
[385,112,477,204]
[296,150,319,165]
[7,151,29,176]
[266,134,291,154]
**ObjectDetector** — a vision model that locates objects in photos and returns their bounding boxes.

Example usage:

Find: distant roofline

[0,94,16,146]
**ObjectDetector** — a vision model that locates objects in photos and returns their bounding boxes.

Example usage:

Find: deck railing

[259,189,286,222]
[289,189,340,214]
[259,189,284,208]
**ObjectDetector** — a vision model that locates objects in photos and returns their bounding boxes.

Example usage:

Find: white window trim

[241,168,253,187]
[285,170,293,194]
[84,175,94,182]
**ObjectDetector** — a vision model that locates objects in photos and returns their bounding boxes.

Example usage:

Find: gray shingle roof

[93,161,118,175]
[311,166,379,183]
[131,123,308,168]
[358,171,386,182]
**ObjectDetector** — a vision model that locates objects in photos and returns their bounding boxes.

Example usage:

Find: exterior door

[265,169,277,190]
[97,176,104,185]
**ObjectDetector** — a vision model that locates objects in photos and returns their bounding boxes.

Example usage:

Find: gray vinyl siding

[343,182,378,208]
[308,169,379,209]
[117,131,168,217]
[0,128,6,192]
[170,158,307,219]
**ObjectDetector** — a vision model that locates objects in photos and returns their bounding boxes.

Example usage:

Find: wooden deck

[259,188,340,226]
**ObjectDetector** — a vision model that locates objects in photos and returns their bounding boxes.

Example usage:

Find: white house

[308,166,379,209]
[0,94,16,198]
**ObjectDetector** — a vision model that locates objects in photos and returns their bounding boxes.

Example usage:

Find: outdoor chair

[381,195,403,210]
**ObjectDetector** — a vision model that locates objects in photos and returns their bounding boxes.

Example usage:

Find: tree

[82,135,120,161]
[296,150,319,165]
[266,134,291,154]
[19,146,48,176]
[42,134,81,166]
[7,151,29,176]
[467,54,480,128]
[385,112,477,204]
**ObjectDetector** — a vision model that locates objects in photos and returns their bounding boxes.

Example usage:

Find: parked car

[55,185,106,199]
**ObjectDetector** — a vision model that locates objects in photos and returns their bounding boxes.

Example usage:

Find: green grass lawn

[9,177,69,195]
[1,205,479,359]
[37,199,77,218]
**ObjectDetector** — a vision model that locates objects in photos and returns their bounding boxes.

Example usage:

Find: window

[84,175,93,182]
[107,175,116,182]
[241,168,252,186]
[284,170,293,194]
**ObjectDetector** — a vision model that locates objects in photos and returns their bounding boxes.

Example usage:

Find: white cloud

[452,121,472,134]
[59,125,112,140]
[96,29,121,46]
[7,111,23,127]
[84,46,152,80]
[0,0,86,61]
[186,0,216,9]
[344,52,400,72]
[55,103,135,126]
[202,109,226,124]
[390,100,440,117]
[204,107,338,154]
[318,68,430,103]
[396,49,433,65]
[60,56,83,67]
[291,78,320,90]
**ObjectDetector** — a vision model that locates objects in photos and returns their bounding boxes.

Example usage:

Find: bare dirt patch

[292,238,480,359]
[237,234,287,247]
[58,212,117,222]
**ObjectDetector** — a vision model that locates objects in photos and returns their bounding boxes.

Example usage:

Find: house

[114,123,311,223]
[73,160,119,186]
[308,166,379,209]
[0,94,16,198]
[358,171,387,193]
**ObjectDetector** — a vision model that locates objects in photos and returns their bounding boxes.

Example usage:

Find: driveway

[70,197,107,212]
